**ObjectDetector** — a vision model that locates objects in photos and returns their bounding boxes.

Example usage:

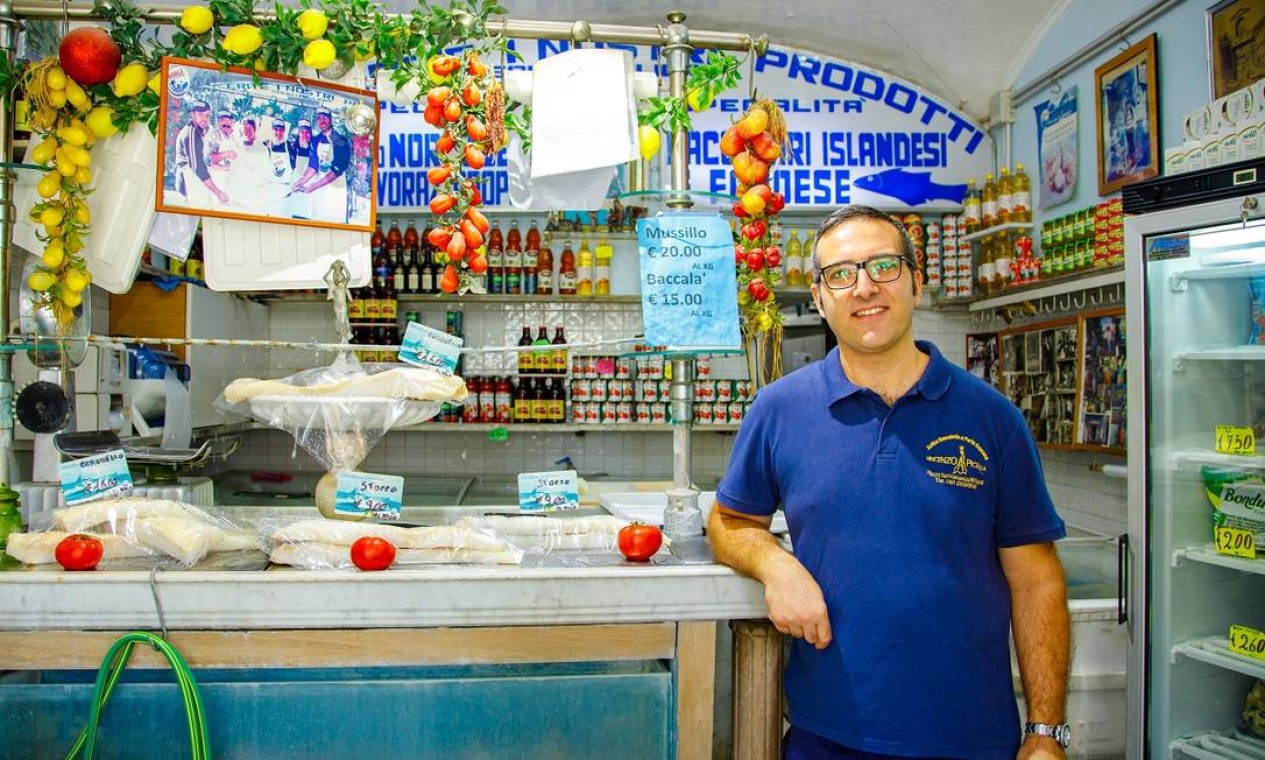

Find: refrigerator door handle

[1116,532,1129,625]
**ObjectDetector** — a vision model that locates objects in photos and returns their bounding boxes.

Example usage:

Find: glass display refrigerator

[1125,170,1265,758]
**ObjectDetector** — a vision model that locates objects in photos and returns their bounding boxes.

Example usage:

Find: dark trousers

[783,725,958,760]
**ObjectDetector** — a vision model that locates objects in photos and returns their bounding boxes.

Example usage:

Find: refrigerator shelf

[1170,729,1265,759]
[1172,262,1265,288]
[1175,545,1265,576]
[1174,346,1265,363]
[1172,635,1265,680]
[1172,449,1265,470]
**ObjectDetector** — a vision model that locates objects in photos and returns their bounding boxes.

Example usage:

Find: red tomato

[350,536,396,571]
[618,523,663,562]
[55,534,104,571]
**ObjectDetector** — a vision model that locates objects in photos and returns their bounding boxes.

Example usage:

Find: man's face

[810,218,922,358]
[299,127,311,142]
[192,110,209,129]
[316,113,332,132]
[218,117,233,134]
[273,125,285,141]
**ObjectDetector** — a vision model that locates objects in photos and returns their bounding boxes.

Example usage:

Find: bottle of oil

[975,236,995,296]
[962,178,982,233]
[981,173,999,230]
[997,167,1014,224]
[1011,163,1032,223]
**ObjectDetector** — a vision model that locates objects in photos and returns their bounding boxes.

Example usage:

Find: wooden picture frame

[1094,34,1160,196]
[965,332,1001,389]
[156,56,378,232]
[1077,309,1126,453]
[1208,0,1265,99]
[999,318,1081,450]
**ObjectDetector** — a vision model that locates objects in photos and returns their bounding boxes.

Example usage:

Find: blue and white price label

[637,213,741,349]
[398,321,463,375]
[59,449,133,506]
[335,471,405,521]
[517,470,579,512]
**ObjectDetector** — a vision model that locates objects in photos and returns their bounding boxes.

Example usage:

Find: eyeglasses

[817,254,912,290]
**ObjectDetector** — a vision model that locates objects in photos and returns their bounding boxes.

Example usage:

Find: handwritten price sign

[1214,525,1256,559]
[398,321,462,375]
[517,470,579,512]
[59,449,133,505]
[335,471,404,520]
[1214,425,1255,456]
[1229,625,1265,660]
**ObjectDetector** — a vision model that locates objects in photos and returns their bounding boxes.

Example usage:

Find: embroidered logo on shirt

[924,434,989,490]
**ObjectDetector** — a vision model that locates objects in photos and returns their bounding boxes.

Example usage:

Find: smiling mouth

[853,306,887,318]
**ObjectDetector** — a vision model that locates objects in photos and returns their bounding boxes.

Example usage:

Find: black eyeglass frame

[815,254,916,291]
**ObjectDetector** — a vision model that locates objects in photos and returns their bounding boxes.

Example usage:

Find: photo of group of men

[159,63,375,230]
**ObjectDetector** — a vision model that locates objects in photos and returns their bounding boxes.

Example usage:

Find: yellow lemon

[74,203,91,225]
[42,240,65,268]
[47,89,67,108]
[45,67,67,91]
[31,136,57,164]
[686,87,713,112]
[638,124,661,160]
[148,72,161,94]
[74,166,92,186]
[39,206,64,228]
[112,63,149,98]
[64,233,83,254]
[55,149,76,177]
[65,269,91,293]
[223,24,263,55]
[303,39,337,70]
[86,106,118,139]
[60,289,82,309]
[179,6,214,35]
[37,171,60,199]
[56,125,88,146]
[296,9,328,41]
[64,80,89,109]
[353,39,376,62]
[27,271,56,292]
[755,312,774,332]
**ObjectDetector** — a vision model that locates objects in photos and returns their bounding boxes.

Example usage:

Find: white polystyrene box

[13,125,157,294]
[201,216,370,291]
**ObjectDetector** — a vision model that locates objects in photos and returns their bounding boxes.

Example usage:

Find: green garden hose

[64,632,211,760]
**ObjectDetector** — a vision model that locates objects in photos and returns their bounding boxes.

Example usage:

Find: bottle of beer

[533,325,551,374]
[517,326,534,375]
[551,326,567,374]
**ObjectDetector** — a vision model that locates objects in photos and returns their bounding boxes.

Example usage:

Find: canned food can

[607,380,622,401]
[648,356,663,379]
[635,404,651,423]
[615,359,633,379]
[729,402,745,423]
[580,356,597,378]
[572,401,587,423]
[651,404,667,424]
[571,379,590,401]
[696,357,711,378]
[941,215,958,237]
[695,402,714,424]
[641,380,659,403]
[616,400,633,423]
[585,403,600,424]
[901,213,924,241]
[590,379,607,403]
[735,380,750,400]
[926,222,941,244]
[600,403,617,424]
[716,380,733,402]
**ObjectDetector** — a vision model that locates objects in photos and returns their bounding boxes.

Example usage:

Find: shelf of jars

[967,266,1125,311]
[395,422,741,433]
[960,222,1034,244]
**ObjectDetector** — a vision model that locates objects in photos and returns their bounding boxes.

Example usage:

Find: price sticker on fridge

[1214,425,1255,455]
[59,449,134,505]
[398,321,463,375]
[334,471,404,520]
[517,470,578,512]
[1229,625,1265,660]
[1214,525,1256,559]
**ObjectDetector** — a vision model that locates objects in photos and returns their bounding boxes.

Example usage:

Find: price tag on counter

[398,321,462,375]
[335,471,404,521]
[1229,625,1265,660]
[59,449,133,505]
[637,214,740,350]
[1214,425,1255,455]
[517,470,579,512]
[1214,525,1257,559]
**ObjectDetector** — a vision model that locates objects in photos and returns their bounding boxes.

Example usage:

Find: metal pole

[13,2,766,54]
[0,0,18,487]
[662,11,692,207]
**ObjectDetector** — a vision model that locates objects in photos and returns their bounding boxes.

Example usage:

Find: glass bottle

[997,167,1014,224]
[495,376,513,424]
[513,377,532,422]
[547,378,564,424]
[1011,163,1032,223]
[530,375,549,423]
[517,325,534,374]
[594,238,613,296]
[505,219,523,296]
[980,173,999,230]
[385,218,403,261]
[551,326,567,374]
[962,178,982,234]
[558,242,578,296]
[487,220,505,294]
[576,239,594,296]
[381,269,398,322]
[405,237,422,295]
[533,325,551,374]
[536,244,555,296]
[523,222,539,296]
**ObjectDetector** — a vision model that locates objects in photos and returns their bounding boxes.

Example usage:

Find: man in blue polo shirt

[710,205,1070,760]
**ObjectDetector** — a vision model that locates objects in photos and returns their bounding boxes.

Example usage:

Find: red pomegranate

[59,27,122,86]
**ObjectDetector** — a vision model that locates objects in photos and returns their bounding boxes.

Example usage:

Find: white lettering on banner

[374,42,992,210]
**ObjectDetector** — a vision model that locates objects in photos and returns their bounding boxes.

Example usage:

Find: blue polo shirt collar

[820,340,953,404]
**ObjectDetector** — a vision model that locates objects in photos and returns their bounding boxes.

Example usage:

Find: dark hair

[810,205,916,284]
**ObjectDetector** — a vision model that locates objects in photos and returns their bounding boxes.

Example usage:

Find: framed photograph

[999,318,1080,449]
[965,332,1000,388]
[1094,34,1160,196]
[1077,309,1126,452]
[1208,0,1265,98]
[156,57,377,232]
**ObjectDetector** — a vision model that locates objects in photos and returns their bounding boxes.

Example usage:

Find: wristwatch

[1024,722,1072,748]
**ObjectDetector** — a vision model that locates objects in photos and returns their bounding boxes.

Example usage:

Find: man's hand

[1017,733,1065,759]
[763,556,832,649]
[214,189,230,204]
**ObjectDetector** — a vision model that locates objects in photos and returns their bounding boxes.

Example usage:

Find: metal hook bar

[747,41,757,101]
[1088,289,1100,307]
[1051,75,1062,96]
[1072,292,1087,310]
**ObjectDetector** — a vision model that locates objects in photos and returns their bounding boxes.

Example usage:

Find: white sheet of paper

[530,49,637,179]
[507,135,616,211]
[148,213,200,262]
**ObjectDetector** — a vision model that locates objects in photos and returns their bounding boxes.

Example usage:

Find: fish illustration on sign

[854,169,968,206]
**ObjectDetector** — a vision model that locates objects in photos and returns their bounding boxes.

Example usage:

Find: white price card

[398,321,462,375]
[59,449,133,505]
[335,471,404,521]
[637,213,741,350]
[517,470,579,512]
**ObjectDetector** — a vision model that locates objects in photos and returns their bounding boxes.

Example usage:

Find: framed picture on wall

[1208,0,1265,98]
[965,332,1001,389]
[1077,309,1126,452]
[1094,34,1160,196]
[999,318,1080,449]
[156,56,378,232]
